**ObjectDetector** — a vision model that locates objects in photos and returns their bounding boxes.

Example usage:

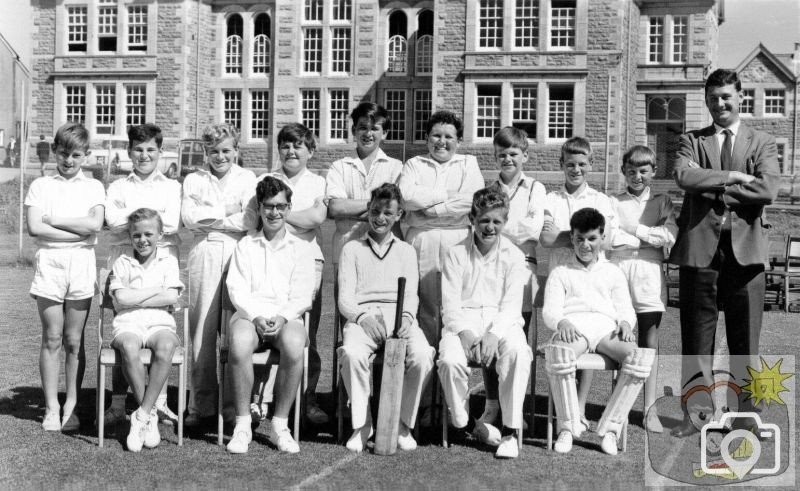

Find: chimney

[794,42,800,76]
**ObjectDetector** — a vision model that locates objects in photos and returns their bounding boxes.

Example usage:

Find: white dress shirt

[110,248,184,316]
[181,165,257,236]
[609,187,677,261]
[493,172,547,258]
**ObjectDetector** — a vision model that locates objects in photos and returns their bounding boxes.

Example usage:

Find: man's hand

[359,315,386,344]
[616,321,635,343]
[478,332,499,367]
[396,316,413,339]
[264,316,287,337]
[728,171,756,185]
[556,319,580,344]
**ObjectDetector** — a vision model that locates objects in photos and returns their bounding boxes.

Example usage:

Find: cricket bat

[374,277,407,456]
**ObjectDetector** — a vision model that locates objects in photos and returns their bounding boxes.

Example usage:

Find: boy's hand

[253,316,270,342]
[541,220,558,234]
[396,316,413,339]
[616,321,635,343]
[225,202,240,216]
[478,332,499,367]
[458,330,479,360]
[264,316,286,336]
[556,319,580,344]
[359,315,386,344]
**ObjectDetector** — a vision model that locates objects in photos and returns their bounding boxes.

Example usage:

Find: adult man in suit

[669,69,779,436]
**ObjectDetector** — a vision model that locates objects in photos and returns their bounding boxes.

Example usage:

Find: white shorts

[112,308,177,346]
[611,257,665,313]
[551,312,617,352]
[30,247,97,302]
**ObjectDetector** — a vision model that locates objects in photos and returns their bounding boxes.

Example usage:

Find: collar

[713,120,740,137]
[419,153,465,167]
[125,170,167,184]
[566,253,607,272]
[468,232,504,262]
[365,231,397,248]
[119,246,170,269]
[271,167,311,184]
[197,164,247,181]
[560,182,592,198]
[53,169,92,182]
[496,172,532,192]
[343,148,392,175]
[624,186,651,201]
[250,228,295,250]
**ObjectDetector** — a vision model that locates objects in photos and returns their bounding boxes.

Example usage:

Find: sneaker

[600,432,619,455]
[102,407,126,427]
[155,402,179,425]
[554,431,573,453]
[184,412,205,428]
[345,424,373,453]
[266,420,300,454]
[127,410,150,452]
[144,408,161,449]
[42,409,61,431]
[495,434,519,459]
[226,426,252,454]
[306,405,329,425]
[397,424,417,451]
[61,411,80,432]
[472,419,501,446]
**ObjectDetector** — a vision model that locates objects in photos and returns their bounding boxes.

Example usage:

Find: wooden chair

[96,274,189,448]
[216,275,309,446]
[663,261,680,308]
[765,235,800,313]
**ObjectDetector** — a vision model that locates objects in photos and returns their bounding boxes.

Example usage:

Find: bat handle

[392,277,406,339]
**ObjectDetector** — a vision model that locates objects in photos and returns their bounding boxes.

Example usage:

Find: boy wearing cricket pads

[26,122,105,432]
[103,123,182,425]
[397,111,484,345]
[225,176,315,454]
[337,183,434,453]
[438,187,533,459]
[543,208,654,455]
[609,145,677,432]
[109,208,183,452]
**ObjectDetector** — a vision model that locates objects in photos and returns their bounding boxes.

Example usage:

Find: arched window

[415,10,434,75]
[225,14,243,74]
[253,13,271,74]
[387,11,407,73]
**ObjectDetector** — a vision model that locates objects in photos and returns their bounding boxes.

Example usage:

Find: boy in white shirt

[609,145,677,432]
[109,208,184,452]
[224,176,315,454]
[337,183,434,453]
[543,207,654,455]
[438,187,533,459]
[103,123,182,426]
[397,111,485,345]
[25,122,105,431]
[181,123,257,425]
[251,123,328,424]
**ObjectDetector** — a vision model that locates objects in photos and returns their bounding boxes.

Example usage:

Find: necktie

[721,129,732,170]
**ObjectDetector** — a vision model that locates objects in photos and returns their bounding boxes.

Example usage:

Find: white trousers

[337,304,434,429]
[437,327,532,429]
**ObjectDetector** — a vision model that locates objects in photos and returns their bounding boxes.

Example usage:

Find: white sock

[235,415,251,428]
[272,416,288,431]
[134,408,149,423]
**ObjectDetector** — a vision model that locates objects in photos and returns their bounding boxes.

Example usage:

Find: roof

[734,43,798,81]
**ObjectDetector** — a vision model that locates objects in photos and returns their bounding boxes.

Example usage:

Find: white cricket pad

[545,344,582,436]
[597,348,655,437]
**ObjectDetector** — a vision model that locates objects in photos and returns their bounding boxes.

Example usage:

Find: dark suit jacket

[669,123,779,268]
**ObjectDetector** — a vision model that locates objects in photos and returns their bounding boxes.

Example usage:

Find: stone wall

[29,1,57,138]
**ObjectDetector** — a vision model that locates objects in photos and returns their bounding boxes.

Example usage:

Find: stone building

[29,0,750,187]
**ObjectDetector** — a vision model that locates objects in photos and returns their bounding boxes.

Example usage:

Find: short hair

[570,207,605,234]
[127,207,163,233]
[426,110,464,139]
[493,126,529,152]
[350,102,390,130]
[621,145,656,171]
[277,123,317,151]
[39,135,45,140]
[202,123,239,148]
[127,123,163,149]
[369,182,404,209]
[705,68,741,93]
[256,175,293,205]
[53,122,90,152]
[470,186,509,219]
[560,136,592,161]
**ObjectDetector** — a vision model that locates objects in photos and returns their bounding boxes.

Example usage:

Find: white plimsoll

[597,348,655,439]
[545,344,583,437]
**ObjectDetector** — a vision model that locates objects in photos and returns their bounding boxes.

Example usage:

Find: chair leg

[336,373,345,444]
[441,386,448,448]
[546,387,553,451]
[530,354,537,441]
[217,362,225,446]
[294,347,308,442]
[98,363,106,448]
[178,361,185,446]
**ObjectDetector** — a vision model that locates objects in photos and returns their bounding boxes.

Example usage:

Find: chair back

[786,236,800,274]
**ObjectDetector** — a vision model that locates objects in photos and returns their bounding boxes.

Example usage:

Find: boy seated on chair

[438,187,533,459]
[542,207,655,455]
[109,208,184,452]
[337,183,434,453]
[224,176,315,454]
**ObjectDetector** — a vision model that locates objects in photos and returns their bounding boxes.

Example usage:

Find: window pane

[387,35,407,73]
[304,0,323,22]
[301,89,321,136]
[251,90,270,139]
[332,0,352,22]
[416,35,433,75]
[384,90,406,141]
[414,89,432,141]
[253,34,271,74]
[329,89,350,140]
[648,17,664,63]
[776,143,786,174]
[303,28,323,73]
[66,85,86,124]
[476,85,501,138]
[68,6,88,52]
[223,90,242,131]
[548,85,573,139]
[764,89,785,115]
[672,16,687,63]
[127,6,148,51]
[125,85,146,126]
[331,28,351,73]
[550,1,575,48]
[96,85,116,135]
[226,15,243,74]
[479,0,503,48]
[515,0,540,48]
[512,85,537,136]
[739,89,754,115]
[98,4,118,52]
